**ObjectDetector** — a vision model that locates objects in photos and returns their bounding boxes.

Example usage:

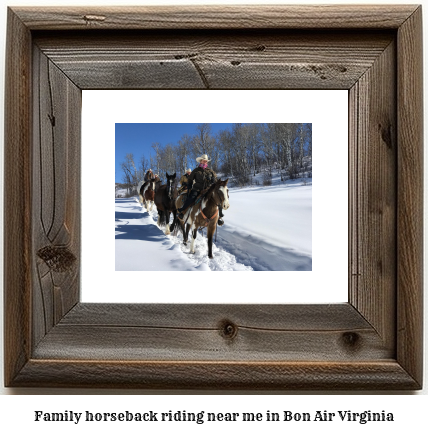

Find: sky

[115,123,234,183]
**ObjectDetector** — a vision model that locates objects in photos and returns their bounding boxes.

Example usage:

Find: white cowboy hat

[196,154,210,163]
[186,168,192,173]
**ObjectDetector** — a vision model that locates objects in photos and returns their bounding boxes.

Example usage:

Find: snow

[217,182,312,271]
[115,180,312,271]
[115,200,210,271]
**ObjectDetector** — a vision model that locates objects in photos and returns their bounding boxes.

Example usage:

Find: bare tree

[245,123,262,177]
[120,153,138,194]
[177,133,193,173]
[218,129,235,178]
[306,123,312,158]
[192,123,216,160]
[231,123,251,186]
[151,142,162,180]
[138,154,149,181]
[269,123,298,180]
[149,154,156,176]
[260,124,275,177]
[162,144,176,175]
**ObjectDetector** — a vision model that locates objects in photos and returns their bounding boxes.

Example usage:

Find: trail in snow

[115,198,251,271]
[214,226,312,271]
[217,183,312,271]
[115,180,312,271]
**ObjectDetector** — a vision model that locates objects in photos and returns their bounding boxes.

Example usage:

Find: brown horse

[154,172,177,235]
[176,179,229,258]
[143,179,156,211]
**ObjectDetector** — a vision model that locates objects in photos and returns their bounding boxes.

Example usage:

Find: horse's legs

[165,211,171,235]
[179,220,187,245]
[157,209,163,227]
[185,224,191,244]
[189,227,197,254]
[170,210,177,232]
[207,224,216,259]
[139,194,143,205]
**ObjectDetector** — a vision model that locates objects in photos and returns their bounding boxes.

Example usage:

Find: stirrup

[178,212,184,219]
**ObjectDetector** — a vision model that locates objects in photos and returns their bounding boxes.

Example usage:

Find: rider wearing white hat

[177,155,224,225]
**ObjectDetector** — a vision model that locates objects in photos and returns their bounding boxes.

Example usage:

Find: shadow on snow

[115,204,165,242]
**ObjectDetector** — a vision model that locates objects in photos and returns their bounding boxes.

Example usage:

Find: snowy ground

[115,179,312,271]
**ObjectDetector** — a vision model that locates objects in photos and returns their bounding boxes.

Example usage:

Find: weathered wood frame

[4,5,423,389]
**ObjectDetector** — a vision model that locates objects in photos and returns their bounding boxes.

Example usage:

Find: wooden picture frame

[4,5,423,390]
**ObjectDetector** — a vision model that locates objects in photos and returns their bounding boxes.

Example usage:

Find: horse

[154,172,177,235]
[143,178,156,212]
[138,174,160,206]
[177,179,229,258]
[137,179,146,206]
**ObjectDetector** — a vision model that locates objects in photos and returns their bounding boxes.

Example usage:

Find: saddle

[179,187,210,215]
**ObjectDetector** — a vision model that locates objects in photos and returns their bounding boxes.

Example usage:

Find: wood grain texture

[3,6,423,390]
[32,304,391,362]
[32,47,81,348]
[60,303,370,329]
[3,8,32,388]
[349,40,396,350]
[12,361,419,390]
[34,31,394,90]
[396,6,423,387]
[11,5,419,30]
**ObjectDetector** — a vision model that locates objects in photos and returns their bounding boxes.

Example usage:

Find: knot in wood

[37,245,76,272]
[341,332,361,350]
[219,320,238,340]
[378,122,393,149]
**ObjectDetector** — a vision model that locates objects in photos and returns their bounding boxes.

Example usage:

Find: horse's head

[165,172,176,199]
[215,179,230,210]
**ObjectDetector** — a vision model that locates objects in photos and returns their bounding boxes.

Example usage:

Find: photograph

[115,123,312,271]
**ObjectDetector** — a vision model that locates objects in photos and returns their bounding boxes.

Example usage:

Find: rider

[178,168,192,194]
[179,168,192,187]
[177,155,224,226]
[144,169,155,182]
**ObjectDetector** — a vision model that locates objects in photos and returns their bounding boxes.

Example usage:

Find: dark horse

[176,179,229,258]
[154,172,177,235]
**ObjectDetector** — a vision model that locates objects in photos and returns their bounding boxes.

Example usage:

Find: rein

[199,189,222,227]
[200,202,218,227]
[182,183,223,229]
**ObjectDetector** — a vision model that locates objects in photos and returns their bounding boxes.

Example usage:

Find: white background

[0,0,427,429]
[82,89,348,303]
